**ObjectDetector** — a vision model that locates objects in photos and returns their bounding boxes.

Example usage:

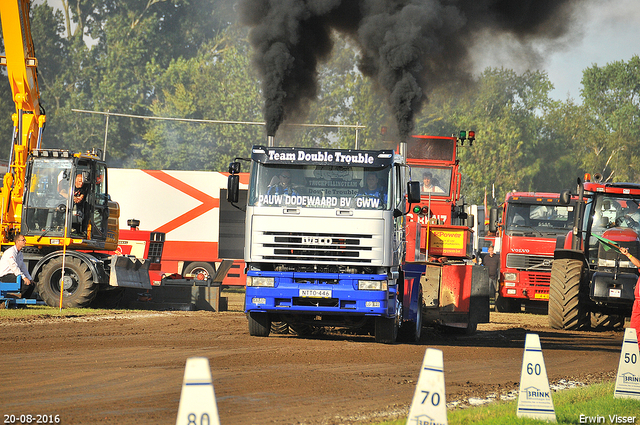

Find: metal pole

[102,110,109,161]
[355,123,359,150]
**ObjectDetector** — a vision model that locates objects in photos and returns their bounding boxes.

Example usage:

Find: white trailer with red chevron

[108,168,248,286]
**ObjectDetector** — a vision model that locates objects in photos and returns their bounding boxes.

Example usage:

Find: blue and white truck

[227,145,422,343]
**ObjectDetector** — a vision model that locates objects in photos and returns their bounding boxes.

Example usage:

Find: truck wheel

[590,312,625,330]
[398,290,423,342]
[495,295,520,313]
[375,302,401,344]
[289,323,314,336]
[271,321,290,334]
[549,259,588,330]
[247,312,271,337]
[184,262,215,281]
[37,257,97,308]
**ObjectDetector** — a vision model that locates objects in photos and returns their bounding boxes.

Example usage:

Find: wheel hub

[59,275,74,291]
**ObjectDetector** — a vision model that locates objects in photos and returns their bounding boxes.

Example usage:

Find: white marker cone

[407,348,448,425]
[176,357,220,425]
[517,333,556,422]
[614,327,640,399]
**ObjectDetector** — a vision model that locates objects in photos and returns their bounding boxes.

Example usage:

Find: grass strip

[378,381,640,424]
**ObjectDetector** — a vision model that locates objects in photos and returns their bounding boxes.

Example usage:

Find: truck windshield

[505,203,575,236]
[248,163,392,210]
[409,166,452,197]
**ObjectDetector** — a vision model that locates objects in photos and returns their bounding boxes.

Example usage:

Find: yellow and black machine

[0,0,151,307]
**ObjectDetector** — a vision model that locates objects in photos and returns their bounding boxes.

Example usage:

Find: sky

[471,0,640,102]
[36,0,640,103]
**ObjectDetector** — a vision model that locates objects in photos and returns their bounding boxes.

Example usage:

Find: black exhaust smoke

[239,0,580,139]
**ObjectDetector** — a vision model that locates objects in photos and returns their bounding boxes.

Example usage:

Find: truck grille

[261,231,373,263]
[506,254,553,272]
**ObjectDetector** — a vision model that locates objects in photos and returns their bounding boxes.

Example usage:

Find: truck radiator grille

[261,231,373,263]
[527,273,551,286]
[506,254,553,272]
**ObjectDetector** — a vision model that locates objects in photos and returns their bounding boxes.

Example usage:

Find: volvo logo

[302,236,333,245]
[542,259,552,267]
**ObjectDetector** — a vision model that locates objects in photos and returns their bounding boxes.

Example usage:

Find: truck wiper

[513,225,543,237]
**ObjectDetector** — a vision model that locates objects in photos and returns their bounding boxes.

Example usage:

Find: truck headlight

[504,273,518,282]
[358,280,388,290]
[247,276,275,287]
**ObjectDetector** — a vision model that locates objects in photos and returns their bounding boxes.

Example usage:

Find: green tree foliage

[133,28,263,171]
[580,55,640,182]
[3,1,640,209]
[449,68,558,203]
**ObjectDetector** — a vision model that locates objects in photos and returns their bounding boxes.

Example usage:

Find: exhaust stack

[267,135,275,147]
[399,139,407,160]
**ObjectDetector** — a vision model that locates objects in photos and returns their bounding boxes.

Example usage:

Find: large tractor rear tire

[549,259,589,330]
[37,256,97,308]
[590,312,625,330]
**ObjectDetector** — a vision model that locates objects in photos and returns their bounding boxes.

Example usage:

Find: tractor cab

[21,149,118,251]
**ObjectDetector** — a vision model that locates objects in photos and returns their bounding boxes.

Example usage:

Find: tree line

[1,1,639,205]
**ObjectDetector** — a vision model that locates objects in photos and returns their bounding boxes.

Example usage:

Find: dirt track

[0,295,626,425]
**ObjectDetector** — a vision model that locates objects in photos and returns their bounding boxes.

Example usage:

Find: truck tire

[271,321,290,334]
[184,262,215,281]
[375,301,401,344]
[289,323,314,336]
[37,257,97,308]
[549,259,588,330]
[590,312,625,330]
[398,290,423,342]
[247,312,271,337]
[495,294,520,313]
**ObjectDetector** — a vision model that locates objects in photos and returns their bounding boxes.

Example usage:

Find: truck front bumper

[245,271,396,317]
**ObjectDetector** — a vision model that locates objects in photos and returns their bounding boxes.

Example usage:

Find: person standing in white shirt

[0,234,34,298]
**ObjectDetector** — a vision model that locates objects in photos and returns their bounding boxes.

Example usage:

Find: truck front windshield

[23,158,74,236]
[248,163,392,210]
[505,203,574,237]
[409,166,452,197]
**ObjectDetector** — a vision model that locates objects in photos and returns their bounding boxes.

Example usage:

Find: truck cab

[229,145,421,343]
[495,192,577,312]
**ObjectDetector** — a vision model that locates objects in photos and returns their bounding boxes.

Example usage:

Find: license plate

[534,293,549,300]
[609,288,621,298]
[299,289,332,298]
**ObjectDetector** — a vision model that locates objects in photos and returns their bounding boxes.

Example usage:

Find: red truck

[404,133,491,335]
[493,192,577,312]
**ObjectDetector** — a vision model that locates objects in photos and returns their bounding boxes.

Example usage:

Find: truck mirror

[228,161,241,174]
[489,207,499,233]
[407,181,421,203]
[559,190,572,205]
[227,174,240,203]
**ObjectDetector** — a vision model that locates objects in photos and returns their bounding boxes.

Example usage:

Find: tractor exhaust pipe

[267,135,275,147]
